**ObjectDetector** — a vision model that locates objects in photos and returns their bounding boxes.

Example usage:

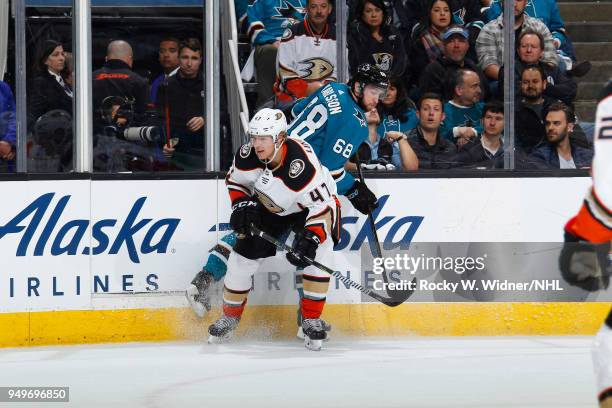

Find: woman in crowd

[347,77,419,171]
[347,0,408,79]
[407,0,453,87]
[28,39,74,171]
[29,39,73,124]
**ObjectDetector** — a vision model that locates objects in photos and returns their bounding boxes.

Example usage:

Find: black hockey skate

[208,315,241,344]
[302,319,327,351]
[296,309,331,341]
[185,269,214,318]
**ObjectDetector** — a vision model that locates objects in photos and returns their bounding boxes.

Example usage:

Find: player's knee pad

[301,239,333,280]
[224,252,260,292]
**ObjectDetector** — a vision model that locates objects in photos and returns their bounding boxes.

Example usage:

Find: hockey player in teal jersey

[187,64,389,336]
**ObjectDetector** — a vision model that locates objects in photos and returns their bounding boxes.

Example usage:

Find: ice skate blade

[185,285,206,318]
[207,332,233,344]
[297,327,330,342]
[304,337,323,351]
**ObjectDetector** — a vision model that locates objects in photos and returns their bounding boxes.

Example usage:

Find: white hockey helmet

[248,108,287,143]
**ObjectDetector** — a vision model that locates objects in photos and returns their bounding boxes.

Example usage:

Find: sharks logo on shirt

[273,0,306,26]
[353,108,366,127]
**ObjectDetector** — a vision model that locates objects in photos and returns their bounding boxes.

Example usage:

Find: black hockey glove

[345,180,378,215]
[287,229,320,268]
[559,230,611,292]
[230,197,261,236]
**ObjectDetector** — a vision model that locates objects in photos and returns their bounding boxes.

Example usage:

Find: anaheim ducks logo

[372,53,393,73]
[299,57,334,81]
[288,159,305,178]
[240,143,252,158]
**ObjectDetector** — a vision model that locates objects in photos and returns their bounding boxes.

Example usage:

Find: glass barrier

[0,2,16,173]
[89,4,205,172]
[236,0,595,174]
[24,4,75,172]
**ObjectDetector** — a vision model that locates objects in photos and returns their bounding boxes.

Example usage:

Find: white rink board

[0,177,592,312]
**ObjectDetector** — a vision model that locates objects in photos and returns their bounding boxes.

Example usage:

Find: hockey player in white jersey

[558,82,612,407]
[208,108,340,351]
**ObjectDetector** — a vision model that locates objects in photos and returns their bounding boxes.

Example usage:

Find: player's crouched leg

[299,239,334,351]
[295,270,332,342]
[207,252,258,344]
[593,313,612,407]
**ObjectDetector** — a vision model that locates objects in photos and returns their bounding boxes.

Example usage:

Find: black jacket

[92,59,149,120]
[515,95,556,152]
[418,55,489,100]
[406,126,458,169]
[347,21,408,79]
[28,71,73,126]
[499,61,577,106]
[156,71,205,150]
[454,138,504,168]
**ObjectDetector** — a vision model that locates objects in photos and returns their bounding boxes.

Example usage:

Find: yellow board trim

[1,303,610,348]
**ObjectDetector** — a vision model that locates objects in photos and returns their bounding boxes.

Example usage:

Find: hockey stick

[250,225,411,307]
[355,155,416,301]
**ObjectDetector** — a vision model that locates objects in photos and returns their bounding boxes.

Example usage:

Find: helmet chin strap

[259,138,285,167]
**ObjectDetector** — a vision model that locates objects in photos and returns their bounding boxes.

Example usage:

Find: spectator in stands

[156,38,205,171]
[28,39,73,127]
[377,76,419,136]
[394,0,484,59]
[407,0,452,85]
[347,0,407,79]
[92,40,149,119]
[517,30,576,105]
[0,81,16,171]
[515,64,555,151]
[247,0,307,107]
[484,0,586,71]
[454,100,504,168]
[440,69,484,147]
[150,37,180,104]
[274,0,336,109]
[346,105,419,171]
[418,25,488,100]
[476,0,558,84]
[406,92,458,169]
[530,101,593,168]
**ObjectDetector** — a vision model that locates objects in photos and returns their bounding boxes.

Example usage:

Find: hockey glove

[287,229,320,268]
[345,180,379,215]
[230,197,261,236]
[559,230,611,292]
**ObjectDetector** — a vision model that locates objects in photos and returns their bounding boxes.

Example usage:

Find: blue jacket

[288,82,368,194]
[485,0,566,45]
[0,81,16,146]
[530,141,593,169]
[247,0,306,45]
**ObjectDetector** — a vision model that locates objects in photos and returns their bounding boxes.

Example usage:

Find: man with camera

[92,40,158,172]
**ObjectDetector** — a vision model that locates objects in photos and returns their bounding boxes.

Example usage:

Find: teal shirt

[440,101,484,142]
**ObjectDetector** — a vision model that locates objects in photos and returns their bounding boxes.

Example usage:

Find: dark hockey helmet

[350,64,389,91]
[349,63,389,101]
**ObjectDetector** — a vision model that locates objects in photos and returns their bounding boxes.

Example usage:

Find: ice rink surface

[0,336,600,408]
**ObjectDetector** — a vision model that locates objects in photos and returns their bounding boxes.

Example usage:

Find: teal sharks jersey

[287,82,368,195]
